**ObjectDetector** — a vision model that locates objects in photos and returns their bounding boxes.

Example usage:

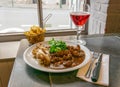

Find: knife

[91,53,103,82]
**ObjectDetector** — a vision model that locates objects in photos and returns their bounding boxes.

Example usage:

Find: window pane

[0,0,77,33]
[42,0,73,30]
[0,0,38,33]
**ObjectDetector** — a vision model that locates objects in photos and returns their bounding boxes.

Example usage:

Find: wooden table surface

[8,35,120,87]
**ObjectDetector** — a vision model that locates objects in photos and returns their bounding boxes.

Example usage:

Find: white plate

[23,41,92,73]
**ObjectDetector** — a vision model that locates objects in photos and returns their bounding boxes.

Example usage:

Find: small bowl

[25,33,45,44]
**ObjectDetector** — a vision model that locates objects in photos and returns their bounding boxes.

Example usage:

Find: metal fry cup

[25,32,45,44]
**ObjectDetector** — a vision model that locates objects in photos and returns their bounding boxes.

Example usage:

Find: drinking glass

[70,0,90,45]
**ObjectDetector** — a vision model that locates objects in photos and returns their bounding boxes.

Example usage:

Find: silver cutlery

[91,53,102,82]
[85,52,100,78]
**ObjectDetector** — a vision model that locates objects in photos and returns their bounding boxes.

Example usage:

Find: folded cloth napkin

[76,53,109,86]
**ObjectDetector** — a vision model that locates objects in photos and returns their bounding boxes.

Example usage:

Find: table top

[8,35,120,87]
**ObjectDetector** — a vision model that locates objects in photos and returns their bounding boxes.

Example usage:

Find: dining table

[8,34,120,87]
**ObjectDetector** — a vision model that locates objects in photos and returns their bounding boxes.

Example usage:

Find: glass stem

[77,26,82,40]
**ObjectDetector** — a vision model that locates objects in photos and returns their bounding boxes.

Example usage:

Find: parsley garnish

[48,38,67,53]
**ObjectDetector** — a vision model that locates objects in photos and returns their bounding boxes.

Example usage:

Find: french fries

[24,25,46,44]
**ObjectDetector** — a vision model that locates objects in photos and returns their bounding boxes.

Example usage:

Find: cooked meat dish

[32,43,85,69]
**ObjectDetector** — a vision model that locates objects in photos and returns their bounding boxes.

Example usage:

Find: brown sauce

[32,44,85,69]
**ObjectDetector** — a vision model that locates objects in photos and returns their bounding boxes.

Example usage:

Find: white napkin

[76,54,109,86]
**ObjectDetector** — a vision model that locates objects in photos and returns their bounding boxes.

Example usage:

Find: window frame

[0,29,76,42]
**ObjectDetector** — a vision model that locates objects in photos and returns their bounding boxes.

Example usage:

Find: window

[0,0,76,33]
[0,0,88,42]
[41,0,77,30]
[0,0,38,33]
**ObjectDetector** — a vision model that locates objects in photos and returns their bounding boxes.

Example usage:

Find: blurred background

[0,0,73,33]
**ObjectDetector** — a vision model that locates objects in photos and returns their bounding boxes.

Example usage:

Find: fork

[85,52,100,78]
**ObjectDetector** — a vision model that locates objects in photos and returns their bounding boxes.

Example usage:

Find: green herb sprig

[48,38,67,53]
